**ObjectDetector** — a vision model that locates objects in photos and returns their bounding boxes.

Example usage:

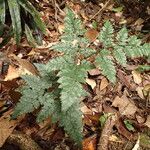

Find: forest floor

[0,0,150,150]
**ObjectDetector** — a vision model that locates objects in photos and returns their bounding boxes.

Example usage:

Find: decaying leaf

[136,87,144,99]
[112,96,137,116]
[100,77,109,91]
[85,29,99,42]
[132,70,142,84]
[88,69,101,76]
[144,115,150,128]
[0,110,22,147]
[4,65,20,81]
[82,134,97,150]
[86,78,96,89]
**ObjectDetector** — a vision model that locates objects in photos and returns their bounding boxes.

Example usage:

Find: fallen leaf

[58,24,65,34]
[85,29,99,42]
[10,54,39,76]
[100,77,109,91]
[81,105,92,114]
[4,65,20,81]
[0,110,22,147]
[112,96,137,116]
[136,87,144,99]
[86,78,96,89]
[144,115,150,128]
[88,69,101,76]
[132,134,140,150]
[132,70,142,84]
[117,70,135,90]
[135,114,145,124]
[82,134,97,150]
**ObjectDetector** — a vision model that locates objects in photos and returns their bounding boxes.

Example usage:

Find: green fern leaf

[63,8,85,38]
[51,41,79,55]
[113,45,127,66]
[60,104,83,145]
[12,75,52,118]
[141,43,150,57]
[96,49,116,83]
[99,20,114,48]
[57,62,90,111]
[117,27,128,45]
[7,0,21,43]
[0,0,5,24]
[128,35,141,46]
[18,0,46,33]
[37,93,56,122]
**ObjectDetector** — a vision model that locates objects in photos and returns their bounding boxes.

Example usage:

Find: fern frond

[113,45,127,66]
[96,49,116,83]
[63,8,85,38]
[51,41,79,56]
[57,62,91,111]
[141,43,150,57]
[7,0,21,43]
[12,75,52,118]
[37,93,56,122]
[117,27,128,46]
[60,104,83,145]
[99,20,114,48]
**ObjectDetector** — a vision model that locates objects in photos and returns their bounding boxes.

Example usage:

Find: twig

[98,113,117,150]
[90,0,111,20]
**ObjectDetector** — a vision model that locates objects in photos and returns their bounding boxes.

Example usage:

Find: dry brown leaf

[144,115,150,128]
[85,29,99,42]
[117,69,135,90]
[4,65,35,81]
[17,59,39,76]
[4,65,20,81]
[82,134,97,150]
[88,69,101,76]
[100,77,109,91]
[112,96,137,116]
[132,70,142,84]
[0,110,22,147]
[81,105,92,114]
[86,78,96,89]
[135,114,145,124]
[136,87,144,99]
[10,54,39,76]
[58,24,65,34]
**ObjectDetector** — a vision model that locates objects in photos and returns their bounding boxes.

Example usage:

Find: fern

[13,8,150,146]
[13,8,92,145]
[95,20,150,82]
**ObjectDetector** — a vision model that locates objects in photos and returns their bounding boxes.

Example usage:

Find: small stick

[98,113,117,150]
[90,0,111,20]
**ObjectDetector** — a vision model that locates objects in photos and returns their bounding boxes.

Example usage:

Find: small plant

[12,8,150,145]
[0,0,46,46]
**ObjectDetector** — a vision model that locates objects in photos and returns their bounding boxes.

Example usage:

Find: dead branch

[98,113,118,150]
